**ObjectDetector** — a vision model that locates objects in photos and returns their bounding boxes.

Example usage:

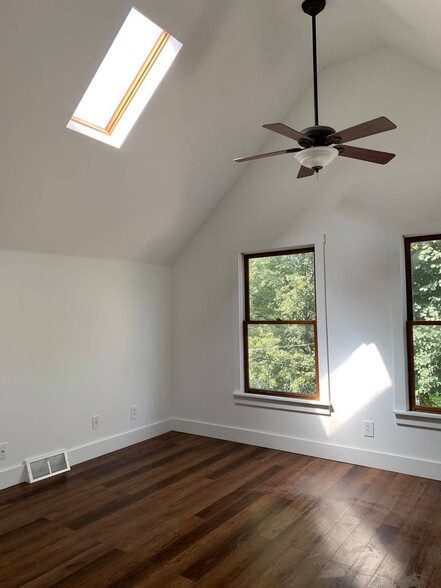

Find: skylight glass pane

[67,8,182,148]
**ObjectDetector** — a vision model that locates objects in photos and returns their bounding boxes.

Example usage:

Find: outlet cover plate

[0,442,7,460]
[363,420,374,437]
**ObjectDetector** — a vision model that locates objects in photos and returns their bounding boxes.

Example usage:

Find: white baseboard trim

[68,419,171,467]
[0,419,171,490]
[3,417,440,490]
[0,464,25,491]
[170,418,441,481]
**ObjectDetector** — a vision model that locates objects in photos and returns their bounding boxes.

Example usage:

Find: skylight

[67,8,182,148]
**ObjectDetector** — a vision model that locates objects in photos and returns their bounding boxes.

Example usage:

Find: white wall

[2,47,440,490]
[172,48,441,479]
[0,249,171,488]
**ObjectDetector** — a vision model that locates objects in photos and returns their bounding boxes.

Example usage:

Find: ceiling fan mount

[301,0,326,17]
[298,125,336,148]
[234,0,397,178]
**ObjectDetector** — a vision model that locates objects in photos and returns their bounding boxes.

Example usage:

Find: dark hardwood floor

[0,432,440,587]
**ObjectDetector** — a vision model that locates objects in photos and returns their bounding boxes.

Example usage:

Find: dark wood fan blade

[234,147,300,162]
[263,123,312,144]
[328,117,396,144]
[338,145,395,164]
[297,165,315,178]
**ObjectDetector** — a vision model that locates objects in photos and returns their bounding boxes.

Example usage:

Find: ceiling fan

[234,0,397,178]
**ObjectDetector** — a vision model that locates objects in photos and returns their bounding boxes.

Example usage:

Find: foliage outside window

[405,235,441,412]
[243,248,319,399]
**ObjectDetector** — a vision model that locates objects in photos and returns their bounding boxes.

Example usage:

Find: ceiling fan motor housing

[299,125,336,148]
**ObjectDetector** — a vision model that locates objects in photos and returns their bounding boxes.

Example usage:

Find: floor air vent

[25,451,70,483]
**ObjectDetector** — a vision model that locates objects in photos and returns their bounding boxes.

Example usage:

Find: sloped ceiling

[0,0,439,263]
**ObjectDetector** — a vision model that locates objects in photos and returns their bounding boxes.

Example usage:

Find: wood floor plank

[0,517,61,557]
[206,445,264,480]
[375,531,418,583]
[307,559,350,587]
[150,490,265,566]
[347,523,400,577]
[331,472,407,570]
[100,435,221,488]
[106,494,277,587]
[181,495,291,581]
[0,529,93,587]
[21,542,128,588]
[342,573,372,587]
[45,549,127,588]
[285,512,361,587]
[1,433,441,587]
[366,574,398,587]
[187,532,268,587]
[107,440,231,496]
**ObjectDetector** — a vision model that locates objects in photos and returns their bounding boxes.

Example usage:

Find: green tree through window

[243,249,319,398]
[405,235,441,411]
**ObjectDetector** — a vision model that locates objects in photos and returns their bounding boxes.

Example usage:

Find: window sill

[233,392,332,415]
[394,410,441,430]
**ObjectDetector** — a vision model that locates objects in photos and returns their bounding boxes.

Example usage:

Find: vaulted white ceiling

[1,0,440,263]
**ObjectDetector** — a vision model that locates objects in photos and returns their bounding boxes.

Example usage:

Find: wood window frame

[243,247,320,400]
[405,234,441,414]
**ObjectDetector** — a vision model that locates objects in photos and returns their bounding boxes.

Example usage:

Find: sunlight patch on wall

[322,343,392,437]
[67,8,182,148]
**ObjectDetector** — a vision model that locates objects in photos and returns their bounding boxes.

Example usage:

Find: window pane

[410,239,441,320]
[248,252,315,321]
[412,324,441,408]
[247,323,317,395]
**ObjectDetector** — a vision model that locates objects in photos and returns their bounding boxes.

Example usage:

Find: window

[405,234,441,413]
[243,248,319,399]
[67,8,182,148]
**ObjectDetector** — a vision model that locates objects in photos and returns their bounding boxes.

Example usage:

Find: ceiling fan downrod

[302,0,326,126]
[233,0,396,177]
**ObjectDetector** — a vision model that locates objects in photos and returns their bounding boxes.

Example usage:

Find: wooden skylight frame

[67,8,182,148]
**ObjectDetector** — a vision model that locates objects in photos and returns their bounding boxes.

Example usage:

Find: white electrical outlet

[363,420,374,437]
[130,405,137,420]
[0,442,7,460]
[92,415,100,430]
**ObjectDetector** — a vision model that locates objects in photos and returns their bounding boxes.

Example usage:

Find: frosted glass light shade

[295,146,339,170]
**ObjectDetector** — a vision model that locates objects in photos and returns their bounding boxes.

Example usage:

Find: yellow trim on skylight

[66,8,182,148]
[70,30,170,136]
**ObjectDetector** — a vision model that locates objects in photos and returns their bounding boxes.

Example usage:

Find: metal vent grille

[25,451,70,483]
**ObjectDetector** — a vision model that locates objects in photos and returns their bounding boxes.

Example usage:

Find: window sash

[244,247,315,323]
[405,234,441,413]
[243,248,319,399]
[406,321,441,413]
[243,320,319,399]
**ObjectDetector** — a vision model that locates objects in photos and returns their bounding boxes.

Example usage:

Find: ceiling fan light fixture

[295,146,338,171]
[233,1,396,176]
